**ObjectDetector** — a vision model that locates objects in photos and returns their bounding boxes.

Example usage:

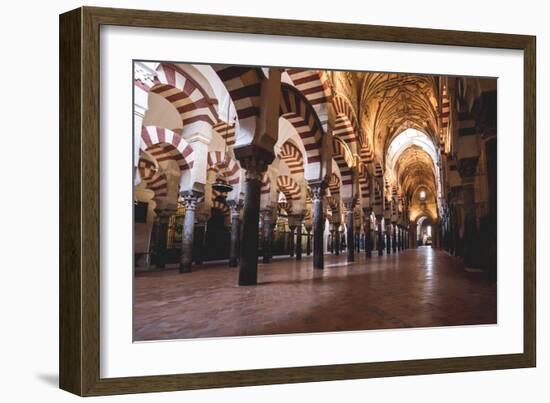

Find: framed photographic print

[59,6,536,396]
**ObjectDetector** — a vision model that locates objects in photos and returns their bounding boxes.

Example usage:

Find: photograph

[132,61,498,342]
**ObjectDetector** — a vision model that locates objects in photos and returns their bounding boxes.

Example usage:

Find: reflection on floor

[134,246,497,341]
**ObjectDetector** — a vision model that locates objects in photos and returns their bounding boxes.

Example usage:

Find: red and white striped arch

[211,199,230,216]
[373,180,384,216]
[278,141,304,175]
[207,151,241,186]
[332,137,354,199]
[212,66,264,145]
[286,69,331,131]
[213,121,236,147]
[280,84,324,175]
[326,195,339,213]
[359,140,374,166]
[332,94,360,148]
[261,172,271,195]
[139,64,218,136]
[440,85,450,152]
[327,173,341,197]
[140,126,194,173]
[374,161,384,178]
[358,163,371,209]
[276,175,301,201]
[137,157,168,200]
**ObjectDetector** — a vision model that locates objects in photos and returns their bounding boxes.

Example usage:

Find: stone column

[386,224,392,254]
[335,226,341,256]
[364,219,372,258]
[392,224,397,253]
[228,201,242,267]
[193,223,206,265]
[305,226,312,256]
[153,209,171,269]
[310,182,326,269]
[377,217,384,256]
[288,224,296,257]
[262,209,273,264]
[295,219,303,260]
[398,227,403,250]
[345,201,355,262]
[179,191,202,273]
[233,145,274,285]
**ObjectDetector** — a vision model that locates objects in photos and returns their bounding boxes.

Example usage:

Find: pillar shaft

[179,192,201,273]
[233,145,274,285]
[228,203,241,267]
[377,218,384,256]
[365,223,372,258]
[386,226,391,254]
[194,225,205,265]
[238,171,262,285]
[392,224,397,253]
[311,184,326,269]
[346,206,354,262]
[295,222,303,260]
[288,226,296,257]
[155,212,170,268]
[262,210,273,264]
[306,229,312,256]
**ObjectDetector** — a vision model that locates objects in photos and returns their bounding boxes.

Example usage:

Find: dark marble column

[305,226,312,256]
[153,209,171,269]
[377,217,384,256]
[335,227,340,256]
[238,168,263,284]
[262,209,273,264]
[288,225,296,257]
[310,182,326,269]
[228,201,242,267]
[397,227,402,251]
[364,221,372,258]
[392,224,397,253]
[233,145,274,285]
[193,224,206,265]
[179,191,202,273]
[345,202,355,262]
[328,230,334,254]
[386,225,392,254]
[295,219,303,260]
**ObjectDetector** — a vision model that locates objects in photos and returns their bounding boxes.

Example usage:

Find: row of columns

[150,154,412,286]
[328,219,410,258]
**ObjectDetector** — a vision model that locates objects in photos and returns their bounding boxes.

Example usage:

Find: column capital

[261,208,273,222]
[233,144,274,178]
[342,197,357,211]
[228,199,244,217]
[180,190,203,211]
[309,180,327,201]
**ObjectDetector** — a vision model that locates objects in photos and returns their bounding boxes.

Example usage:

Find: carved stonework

[227,199,244,218]
[309,180,327,201]
[181,190,203,211]
[134,62,159,89]
[233,144,275,180]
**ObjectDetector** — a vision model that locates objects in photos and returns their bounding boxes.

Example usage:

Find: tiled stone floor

[134,247,496,341]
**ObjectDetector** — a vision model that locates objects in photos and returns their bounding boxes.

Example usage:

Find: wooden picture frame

[59,6,536,396]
